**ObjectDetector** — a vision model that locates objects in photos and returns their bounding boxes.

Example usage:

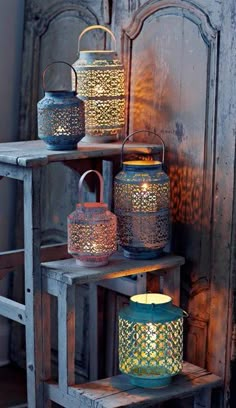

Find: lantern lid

[123,160,161,166]
[131,293,171,305]
[119,293,183,323]
[122,160,162,171]
[76,202,108,213]
[45,90,77,97]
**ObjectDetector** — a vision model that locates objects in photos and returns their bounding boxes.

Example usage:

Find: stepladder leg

[42,292,52,407]
[24,168,44,407]
[89,282,98,381]
[58,283,76,392]
[194,389,211,407]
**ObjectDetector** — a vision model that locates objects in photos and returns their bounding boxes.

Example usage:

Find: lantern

[119,293,184,388]
[68,170,117,267]
[37,61,85,150]
[114,130,169,259]
[73,25,125,143]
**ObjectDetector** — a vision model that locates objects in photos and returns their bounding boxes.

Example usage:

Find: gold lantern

[73,25,125,143]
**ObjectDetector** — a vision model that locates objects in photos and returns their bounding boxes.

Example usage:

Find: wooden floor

[0,364,27,408]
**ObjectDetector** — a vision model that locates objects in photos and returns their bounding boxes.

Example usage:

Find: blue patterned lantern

[37,61,85,150]
[119,293,184,388]
[114,130,169,259]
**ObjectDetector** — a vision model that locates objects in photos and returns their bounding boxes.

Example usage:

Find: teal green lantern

[119,293,185,388]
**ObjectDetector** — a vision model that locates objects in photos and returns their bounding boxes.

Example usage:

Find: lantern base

[75,258,109,268]
[81,134,118,144]
[46,143,78,151]
[122,247,163,260]
[129,375,172,388]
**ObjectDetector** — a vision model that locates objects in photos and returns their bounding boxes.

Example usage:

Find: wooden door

[111,0,236,400]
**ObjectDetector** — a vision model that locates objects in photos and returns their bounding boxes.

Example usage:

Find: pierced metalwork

[67,170,117,267]
[118,293,184,388]
[119,318,183,376]
[37,62,85,151]
[73,25,125,142]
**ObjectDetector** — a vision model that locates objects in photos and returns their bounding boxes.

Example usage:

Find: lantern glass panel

[119,293,184,388]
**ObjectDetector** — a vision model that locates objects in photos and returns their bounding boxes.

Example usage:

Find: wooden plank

[0,140,162,167]
[66,362,222,407]
[89,283,98,381]
[42,253,185,286]
[58,283,75,391]
[0,162,26,179]
[194,389,211,407]
[0,243,70,270]
[0,296,26,324]
[98,276,140,297]
[161,266,181,306]
[42,292,52,408]
[23,167,43,407]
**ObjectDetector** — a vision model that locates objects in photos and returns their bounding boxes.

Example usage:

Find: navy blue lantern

[37,61,85,150]
[119,293,185,388]
[114,130,170,259]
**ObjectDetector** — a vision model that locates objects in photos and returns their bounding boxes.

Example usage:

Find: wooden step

[44,362,222,408]
[41,252,185,286]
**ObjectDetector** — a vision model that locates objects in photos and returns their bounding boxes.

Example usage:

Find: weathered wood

[0,140,162,167]
[0,162,26,179]
[23,167,43,407]
[0,243,70,270]
[43,361,222,408]
[58,283,75,391]
[161,266,181,306]
[0,296,26,324]
[89,283,98,381]
[98,276,145,297]
[42,253,185,286]
[194,388,211,407]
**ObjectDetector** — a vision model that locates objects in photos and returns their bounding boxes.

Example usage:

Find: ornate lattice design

[119,317,183,377]
[115,182,169,213]
[75,69,124,97]
[116,210,169,248]
[84,98,125,129]
[68,207,117,260]
[38,105,85,136]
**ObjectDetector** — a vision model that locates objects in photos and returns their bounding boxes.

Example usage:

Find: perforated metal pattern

[119,317,183,377]
[75,69,124,97]
[117,210,169,248]
[38,105,85,137]
[73,56,125,140]
[115,182,169,212]
[84,99,125,130]
[68,207,117,260]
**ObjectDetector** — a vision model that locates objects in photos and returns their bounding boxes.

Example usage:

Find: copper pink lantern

[68,170,117,267]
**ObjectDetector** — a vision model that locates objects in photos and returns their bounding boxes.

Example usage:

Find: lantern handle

[42,61,78,93]
[78,25,116,52]
[78,170,104,204]
[121,130,165,166]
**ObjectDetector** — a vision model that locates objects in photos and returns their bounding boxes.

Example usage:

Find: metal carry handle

[121,130,165,166]
[78,170,104,204]
[78,25,117,52]
[42,61,78,93]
